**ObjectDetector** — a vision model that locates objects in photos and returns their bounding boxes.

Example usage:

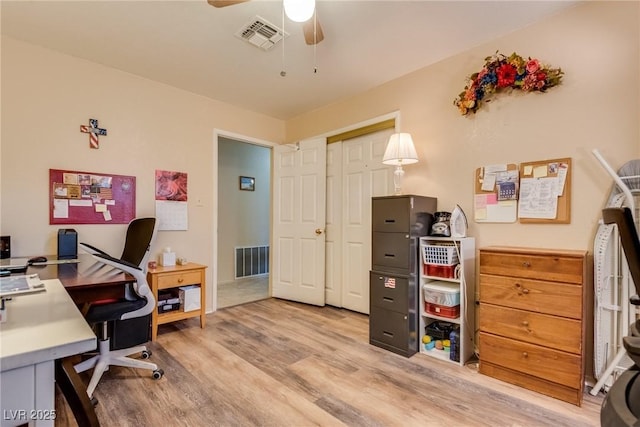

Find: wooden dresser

[478,246,588,406]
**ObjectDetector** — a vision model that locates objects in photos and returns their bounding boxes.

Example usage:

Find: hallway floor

[217,275,269,309]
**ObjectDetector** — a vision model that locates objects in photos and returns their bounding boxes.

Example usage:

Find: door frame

[212,129,277,312]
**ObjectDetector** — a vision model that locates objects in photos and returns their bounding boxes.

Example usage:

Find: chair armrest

[79,242,110,257]
[90,253,155,320]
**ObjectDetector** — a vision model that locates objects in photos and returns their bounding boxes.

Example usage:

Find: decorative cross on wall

[80,118,107,149]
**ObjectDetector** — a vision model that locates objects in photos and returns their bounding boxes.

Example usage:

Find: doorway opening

[216,135,272,309]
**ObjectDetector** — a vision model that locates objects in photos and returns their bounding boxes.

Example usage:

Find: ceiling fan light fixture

[284,0,315,23]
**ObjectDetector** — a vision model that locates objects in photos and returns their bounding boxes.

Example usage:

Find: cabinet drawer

[479,303,582,354]
[479,274,582,319]
[372,197,410,232]
[479,250,584,284]
[369,306,409,351]
[372,232,412,271]
[479,332,582,389]
[370,271,409,313]
[157,271,202,289]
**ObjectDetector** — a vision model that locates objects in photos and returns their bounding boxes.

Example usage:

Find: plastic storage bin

[422,243,459,265]
[423,281,460,307]
[424,263,459,279]
[425,302,460,319]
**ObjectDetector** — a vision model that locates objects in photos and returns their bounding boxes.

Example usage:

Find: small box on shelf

[179,285,200,312]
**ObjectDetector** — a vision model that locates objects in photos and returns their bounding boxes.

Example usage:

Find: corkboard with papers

[517,157,571,224]
[473,163,519,223]
[49,168,136,224]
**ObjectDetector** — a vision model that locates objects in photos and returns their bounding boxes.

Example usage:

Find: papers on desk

[0,274,45,297]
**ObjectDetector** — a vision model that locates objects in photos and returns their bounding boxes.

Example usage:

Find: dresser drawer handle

[522,262,531,268]
[522,288,530,295]
[178,277,184,283]
[522,352,528,358]
[522,321,529,327]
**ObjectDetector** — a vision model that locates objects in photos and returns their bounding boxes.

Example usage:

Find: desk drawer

[479,274,582,319]
[479,303,582,353]
[479,332,581,389]
[157,271,201,290]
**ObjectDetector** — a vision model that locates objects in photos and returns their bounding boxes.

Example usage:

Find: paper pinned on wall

[53,199,69,218]
[156,200,188,231]
[518,177,558,219]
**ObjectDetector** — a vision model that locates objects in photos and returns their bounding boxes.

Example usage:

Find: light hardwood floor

[217,275,269,309]
[56,298,603,426]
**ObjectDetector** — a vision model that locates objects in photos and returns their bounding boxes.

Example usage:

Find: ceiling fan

[207,0,325,45]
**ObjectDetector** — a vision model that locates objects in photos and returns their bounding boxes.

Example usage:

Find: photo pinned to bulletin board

[473,163,519,223]
[518,157,571,224]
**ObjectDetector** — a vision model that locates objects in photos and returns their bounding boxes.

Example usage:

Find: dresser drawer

[479,332,582,389]
[479,274,582,319]
[370,271,409,313]
[479,303,582,353]
[157,270,202,290]
[479,250,584,284]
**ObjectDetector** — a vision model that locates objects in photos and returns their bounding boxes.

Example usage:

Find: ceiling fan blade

[206,0,250,8]
[303,16,324,45]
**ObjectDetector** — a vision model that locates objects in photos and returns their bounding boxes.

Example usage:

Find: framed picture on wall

[239,176,255,191]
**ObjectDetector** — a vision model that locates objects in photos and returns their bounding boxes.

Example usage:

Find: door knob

[315,228,324,235]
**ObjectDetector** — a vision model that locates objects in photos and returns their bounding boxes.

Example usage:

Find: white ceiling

[1,1,578,120]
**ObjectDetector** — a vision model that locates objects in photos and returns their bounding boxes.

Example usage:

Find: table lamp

[382,132,419,195]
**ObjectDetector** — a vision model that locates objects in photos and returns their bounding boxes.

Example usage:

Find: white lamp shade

[284,0,316,22]
[382,133,419,166]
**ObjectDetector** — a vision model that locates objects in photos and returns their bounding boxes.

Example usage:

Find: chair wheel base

[141,350,152,359]
[90,397,99,407]
[153,369,164,380]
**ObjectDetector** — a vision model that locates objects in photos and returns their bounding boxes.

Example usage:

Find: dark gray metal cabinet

[369,195,437,357]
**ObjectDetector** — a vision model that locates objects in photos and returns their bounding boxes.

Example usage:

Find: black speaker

[0,236,10,259]
[57,229,78,260]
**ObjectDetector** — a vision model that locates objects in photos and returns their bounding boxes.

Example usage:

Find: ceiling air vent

[235,15,289,51]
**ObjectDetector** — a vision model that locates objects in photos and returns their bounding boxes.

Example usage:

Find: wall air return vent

[235,15,289,51]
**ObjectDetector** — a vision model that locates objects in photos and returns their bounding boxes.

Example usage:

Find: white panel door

[324,143,343,307]
[341,129,394,313]
[272,138,327,306]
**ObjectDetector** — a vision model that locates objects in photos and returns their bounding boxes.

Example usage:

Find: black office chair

[74,217,164,399]
[600,207,640,426]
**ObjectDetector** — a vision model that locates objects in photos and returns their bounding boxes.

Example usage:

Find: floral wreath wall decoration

[454,51,564,116]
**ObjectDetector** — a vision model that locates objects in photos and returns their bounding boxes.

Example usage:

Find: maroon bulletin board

[49,168,136,224]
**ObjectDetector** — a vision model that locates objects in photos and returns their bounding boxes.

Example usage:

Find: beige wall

[288,1,640,253]
[1,1,639,318]
[0,37,285,312]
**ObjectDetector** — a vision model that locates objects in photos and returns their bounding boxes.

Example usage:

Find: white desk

[0,279,96,427]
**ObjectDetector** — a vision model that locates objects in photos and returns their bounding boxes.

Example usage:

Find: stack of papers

[0,274,45,297]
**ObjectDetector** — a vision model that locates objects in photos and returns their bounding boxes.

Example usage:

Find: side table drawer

[480,332,582,389]
[479,303,582,354]
[157,270,202,290]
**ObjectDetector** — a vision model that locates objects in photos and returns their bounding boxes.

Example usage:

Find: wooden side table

[147,262,207,341]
